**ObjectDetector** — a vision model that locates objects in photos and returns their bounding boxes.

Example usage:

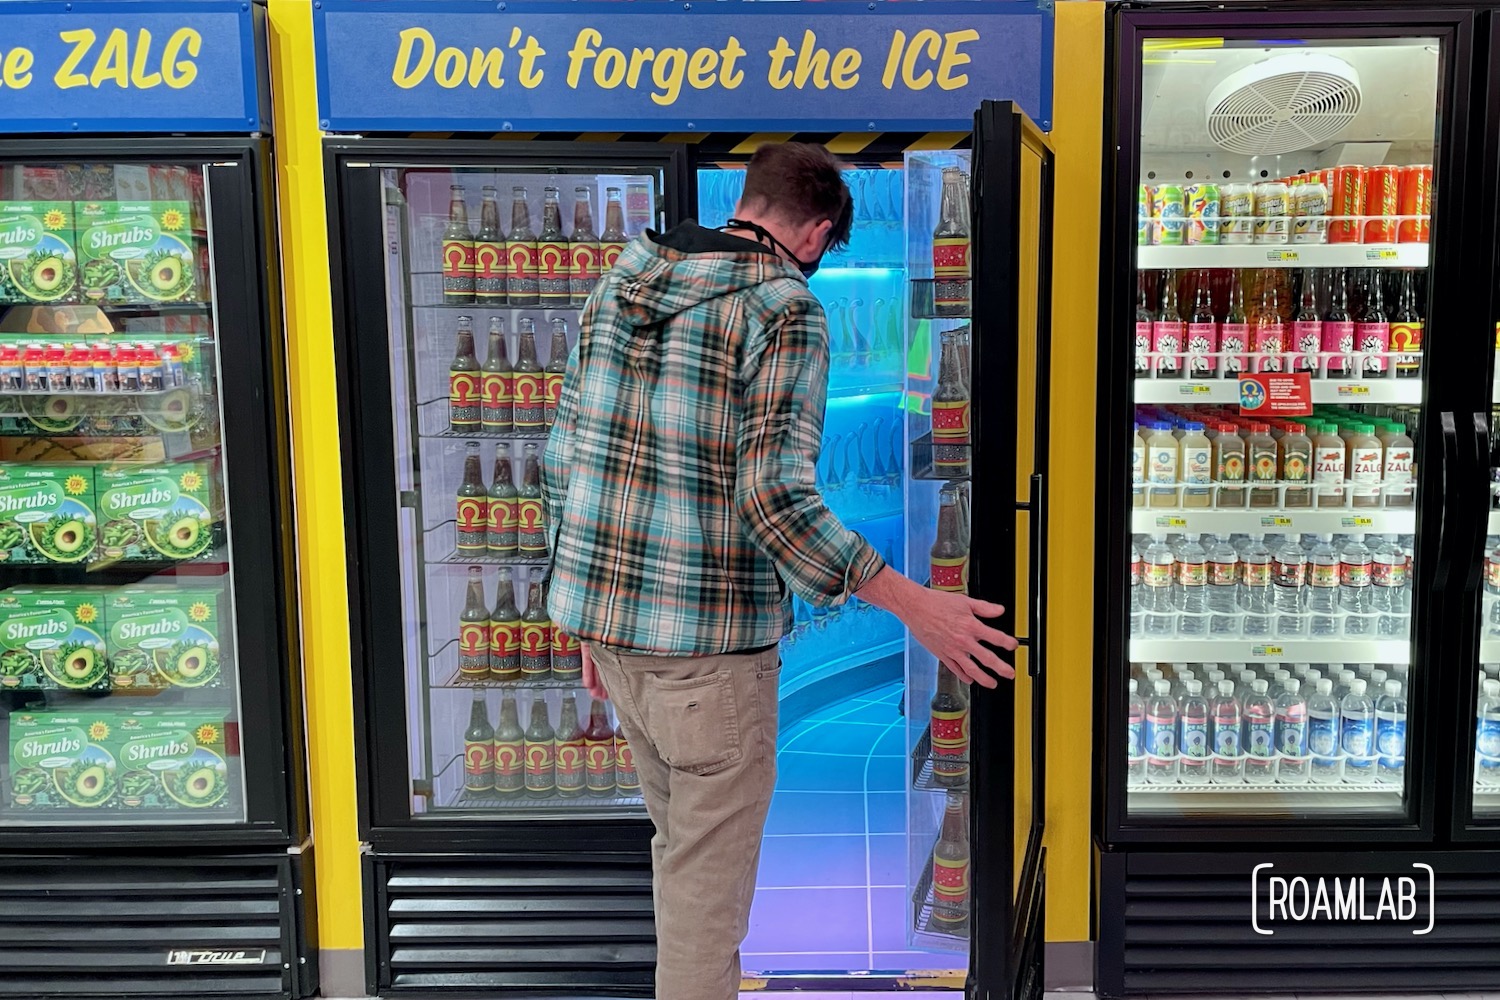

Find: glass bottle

[506,186,539,305]
[537,185,571,305]
[930,663,970,788]
[463,691,494,793]
[554,693,586,798]
[570,186,601,305]
[518,442,547,555]
[930,790,971,930]
[487,443,519,557]
[458,566,490,681]
[544,318,570,429]
[448,315,480,433]
[600,186,628,273]
[1391,269,1424,378]
[474,184,506,303]
[523,694,556,798]
[519,566,552,679]
[1186,269,1218,379]
[1152,269,1184,379]
[930,486,968,594]
[480,316,512,433]
[455,441,488,555]
[512,318,545,431]
[933,167,971,318]
[932,329,970,476]
[442,184,475,303]
[492,692,525,796]
[489,570,522,682]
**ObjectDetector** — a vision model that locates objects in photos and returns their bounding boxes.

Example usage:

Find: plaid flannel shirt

[541,225,885,655]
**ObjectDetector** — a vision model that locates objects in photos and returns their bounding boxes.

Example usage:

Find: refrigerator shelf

[1130,638,1410,663]
[1127,787,1403,815]
[437,668,589,690]
[443,787,643,810]
[908,279,971,320]
[1136,241,1429,270]
[1132,375,1422,405]
[434,551,549,567]
[910,724,970,792]
[1131,507,1417,535]
[430,427,551,441]
[411,301,584,311]
[1129,778,1400,794]
[909,433,969,482]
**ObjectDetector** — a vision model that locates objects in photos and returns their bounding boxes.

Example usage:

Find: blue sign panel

[314,0,1052,132]
[0,1,267,134]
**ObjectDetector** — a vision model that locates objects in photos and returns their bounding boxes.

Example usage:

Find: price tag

[1179,384,1212,395]
[1155,516,1187,528]
[1266,250,1300,263]
[1337,385,1370,396]
[1253,645,1284,658]
[1341,516,1374,528]
[1260,516,1293,528]
[1365,248,1399,262]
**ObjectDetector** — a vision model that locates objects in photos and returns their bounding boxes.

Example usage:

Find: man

[542,142,1015,1000]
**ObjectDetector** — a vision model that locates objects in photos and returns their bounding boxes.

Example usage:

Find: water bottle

[1207,534,1241,635]
[1308,678,1341,784]
[1341,678,1375,782]
[1490,598,1500,638]
[1375,679,1406,784]
[1335,668,1356,702]
[1127,678,1146,786]
[1340,533,1374,635]
[1276,678,1308,784]
[1241,534,1274,637]
[1130,543,1144,636]
[1477,679,1500,786]
[1143,533,1176,636]
[1178,680,1210,785]
[1273,537,1308,637]
[1146,679,1179,785]
[1306,533,1339,635]
[1243,679,1277,785]
[1175,534,1209,635]
[1210,679,1243,784]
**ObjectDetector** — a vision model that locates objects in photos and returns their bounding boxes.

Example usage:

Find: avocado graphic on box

[0,465,97,565]
[8,711,120,810]
[0,203,78,305]
[96,462,216,562]
[109,585,222,691]
[76,201,196,304]
[0,588,108,691]
[117,711,230,810]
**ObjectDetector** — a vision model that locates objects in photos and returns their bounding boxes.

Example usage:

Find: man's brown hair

[739,142,854,252]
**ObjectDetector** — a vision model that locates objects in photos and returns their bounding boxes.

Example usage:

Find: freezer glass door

[1127,35,1439,820]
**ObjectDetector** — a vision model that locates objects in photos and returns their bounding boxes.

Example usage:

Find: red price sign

[1238,372,1312,417]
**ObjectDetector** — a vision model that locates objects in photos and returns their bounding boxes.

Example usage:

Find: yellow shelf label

[1156,516,1187,527]
[1260,516,1293,527]
[1254,645,1284,657]
[1337,385,1370,396]
[1179,384,1211,395]
[1342,516,1374,527]
[1267,250,1300,263]
[1366,248,1399,261]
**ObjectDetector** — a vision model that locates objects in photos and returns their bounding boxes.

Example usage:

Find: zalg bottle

[524,695,556,798]
[512,319,545,431]
[933,167,972,318]
[449,315,481,433]
[456,441,489,555]
[518,442,547,556]
[474,185,506,303]
[506,186,539,305]
[442,184,475,303]
[519,567,553,680]
[487,443,519,557]
[545,318,570,429]
[931,791,971,929]
[931,329,971,476]
[489,572,522,682]
[537,185,571,305]
[570,186,601,305]
[492,692,525,796]
[481,316,513,433]
[930,486,969,594]
[930,663,970,788]
[584,699,617,796]
[554,694,587,798]
[459,567,491,681]
[464,690,495,793]
[599,187,628,274]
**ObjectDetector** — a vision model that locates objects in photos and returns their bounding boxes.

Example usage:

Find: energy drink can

[1184,182,1220,245]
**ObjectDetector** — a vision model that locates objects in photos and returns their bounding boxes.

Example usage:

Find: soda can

[1324,166,1366,243]
[1184,182,1220,245]
[1153,184,1185,245]
[1220,184,1255,244]
[1253,182,1290,244]
[1138,184,1153,245]
[1363,166,1400,244]
[1291,181,1329,245]
[1397,164,1432,243]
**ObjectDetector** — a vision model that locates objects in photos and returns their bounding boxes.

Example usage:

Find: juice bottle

[1132,425,1146,508]
[1314,421,1347,508]
[1181,422,1212,508]
[1147,421,1179,508]
[1214,422,1247,508]
[1280,422,1313,509]
[1247,422,1279,508]
[1383,422,1415,508]
[1348,423,1384,509]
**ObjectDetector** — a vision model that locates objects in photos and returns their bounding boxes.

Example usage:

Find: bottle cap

[1285,422,1305,434]
[1318,678,1333,694]
[1251,422,1271,433]
[1284,678,1300,694]
[1155,680,1171,695]
[1184,421,1204,431]
[1350,679,1367,696]
[1390,423,1406,433]
[1185,680,1202,695]
[1219,679,1234,695]
[1385,680,1401,697]
[1253,679,1268,693]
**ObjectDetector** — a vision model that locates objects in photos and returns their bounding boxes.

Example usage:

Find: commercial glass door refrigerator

[0,141,310,995]
[1095,4,1500,995]
[328,102,1049,1000]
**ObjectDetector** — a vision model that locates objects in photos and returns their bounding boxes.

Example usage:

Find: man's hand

[855,566,1018,688]
[581,643,608,701]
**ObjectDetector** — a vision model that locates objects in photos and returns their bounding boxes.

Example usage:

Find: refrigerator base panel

[1095,847,1500,998]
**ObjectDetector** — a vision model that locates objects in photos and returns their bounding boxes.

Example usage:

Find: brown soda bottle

[1186,268,1218,379]
[519,566,553,680]
[933,167,971,318]
[1355,270,1390,375]
[487,443,519,557]
[458,567,490,681]
[1220,271,1249,378]
[584,698,617,796]
[449,315,481,432]
[552,627,582,681]
[506,186,539,305]
[480,316,513,433]
[463,690,495,793]
[930,662,970,788]
[474,185,506,303]
[442,184,475,303]
[537,185,571,305]
[615,719,640,794]
[554,693,587,798]
[512,318,545,430]
[1323,268,1355,378]
[456,441,489,555]
[489,570,523,681]
[1153,268,1184,378]
[492,692,525,796]
[930,485,969,594]
[1253,270,1284,373]
[931,790,971,929]
[1134,273,1153,379]
[1391,269,1423,378]
[570,186,601,305]
[1292,269,1323,374]
[600,186,628,274]
[931,329,971,476]
[544,318,569,429]
[518,442,547,555]
[523,694,556,798]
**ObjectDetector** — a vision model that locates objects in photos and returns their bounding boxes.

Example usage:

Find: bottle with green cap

[1349,422,1384,508]
[1383,421,1414,507]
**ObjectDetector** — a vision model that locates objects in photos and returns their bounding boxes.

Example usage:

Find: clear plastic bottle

[1477,679,1500,786]
[1178,680,1211,785]
[1307,533,1339,635]
[1336,668,1357,702]
[1142,533,1177,636]
[1341,678,1375,782]
[1340,532,1374,635]
[1243,679,1277,785]
[1128,678,1146,786]
[1241,533,1274,637]
[1146,679,1180,785]
[1130,542,1144,636]
[1273,536,1308,637]
[1207,534,1241,635]
[1210,679,1243,784]
[1276,677,1309,784]
[1373,534,1410,636]
[1308,678,1342,784]
[1375,679,1406,784]
[1175,534,1209,635]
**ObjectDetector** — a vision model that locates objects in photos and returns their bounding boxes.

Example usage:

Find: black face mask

[722,218,826,278]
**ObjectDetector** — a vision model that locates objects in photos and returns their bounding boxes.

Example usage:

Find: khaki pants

[589,643,780,1000]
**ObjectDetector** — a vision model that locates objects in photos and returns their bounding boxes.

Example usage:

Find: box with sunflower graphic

[0,465,97,565]
[0,588,110,691]
[7,710,120,812]
[0,203,78,305]
[76,201,198,304]
[117,711,232,811]
[107,585,223,691]
[96,462,219,563]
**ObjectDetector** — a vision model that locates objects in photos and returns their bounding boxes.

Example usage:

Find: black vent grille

[373,853,656,995]
[1100,850,1500,996]
[0,854,302,998]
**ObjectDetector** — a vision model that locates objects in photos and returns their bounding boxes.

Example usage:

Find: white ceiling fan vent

[1204,52,1362,156]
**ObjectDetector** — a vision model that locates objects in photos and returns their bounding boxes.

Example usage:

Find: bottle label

[1278,718,1306,756]
[489,620,521,675]
[571,242,601,284]
[464,738,494,790]
[544,371,565,418]
[1131,556,1141,586]
[1242,561,1271,588]
[1177,560,1206,588]
[1220,451,1245,484]
[931,555,969,593]
[1293,320,1323,359]
[1134,322,1151,374]
[493,738,523,791]
[1210,560,1238,587]
[1391,320,1423,373]
[932,853,971,921]
[1183,446,1211,487]
[1253,322,1284,372]
[538,240,572,300]
[1132,446,1145,485]
[1350,447,1382,494]
[456,496,488,552]
[1355,321,1390,372]
[1322,320,1355,372]
[1377,713,1406,767]
[1477,719,1500,770]
[1180,718,1209,759]
[1150,447,1177,485]
[1247,719,1275,758]
[1309,715,1338,758]
[931,705,970,777]
[1487,560,1500,592]
[1219,323,1248,373]
[1145,715,1176,761]
[1251,447,1277,484]
[1315,447,1345,495]
[506,241,538,279]
[520,621,552,673]
[552,630,583,678]
[1342,715,1374,768]
[488,497,519,551]
[585,737,616,791]
[442,239,476,297]
[1143,562,1172,589]
[459,622,489,677]
[474,239,505,299]
[932,237,971,279]
[1186,322,1218,373]
[1385,446,1413,494]
[1373,561,1407,588]
[1152,321,1184,374]
[1213,722,1240,760]
[513,372,546,428]
[615,736,640,790]
[481,372,513,428]
[932,399,971,444]
[600,240,627,273]
[450,371,481,427]
[1309,562,1338,589]
[1282,447,1310,485]
[555,739,585,791]
[517,497,547,553]
[1341,560,1372,588]
[1274,558,1305,588]
[1127,718,1143,759]
[525,739,556,791]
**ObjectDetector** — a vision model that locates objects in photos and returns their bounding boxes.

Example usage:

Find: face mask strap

[722,218,824,278]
